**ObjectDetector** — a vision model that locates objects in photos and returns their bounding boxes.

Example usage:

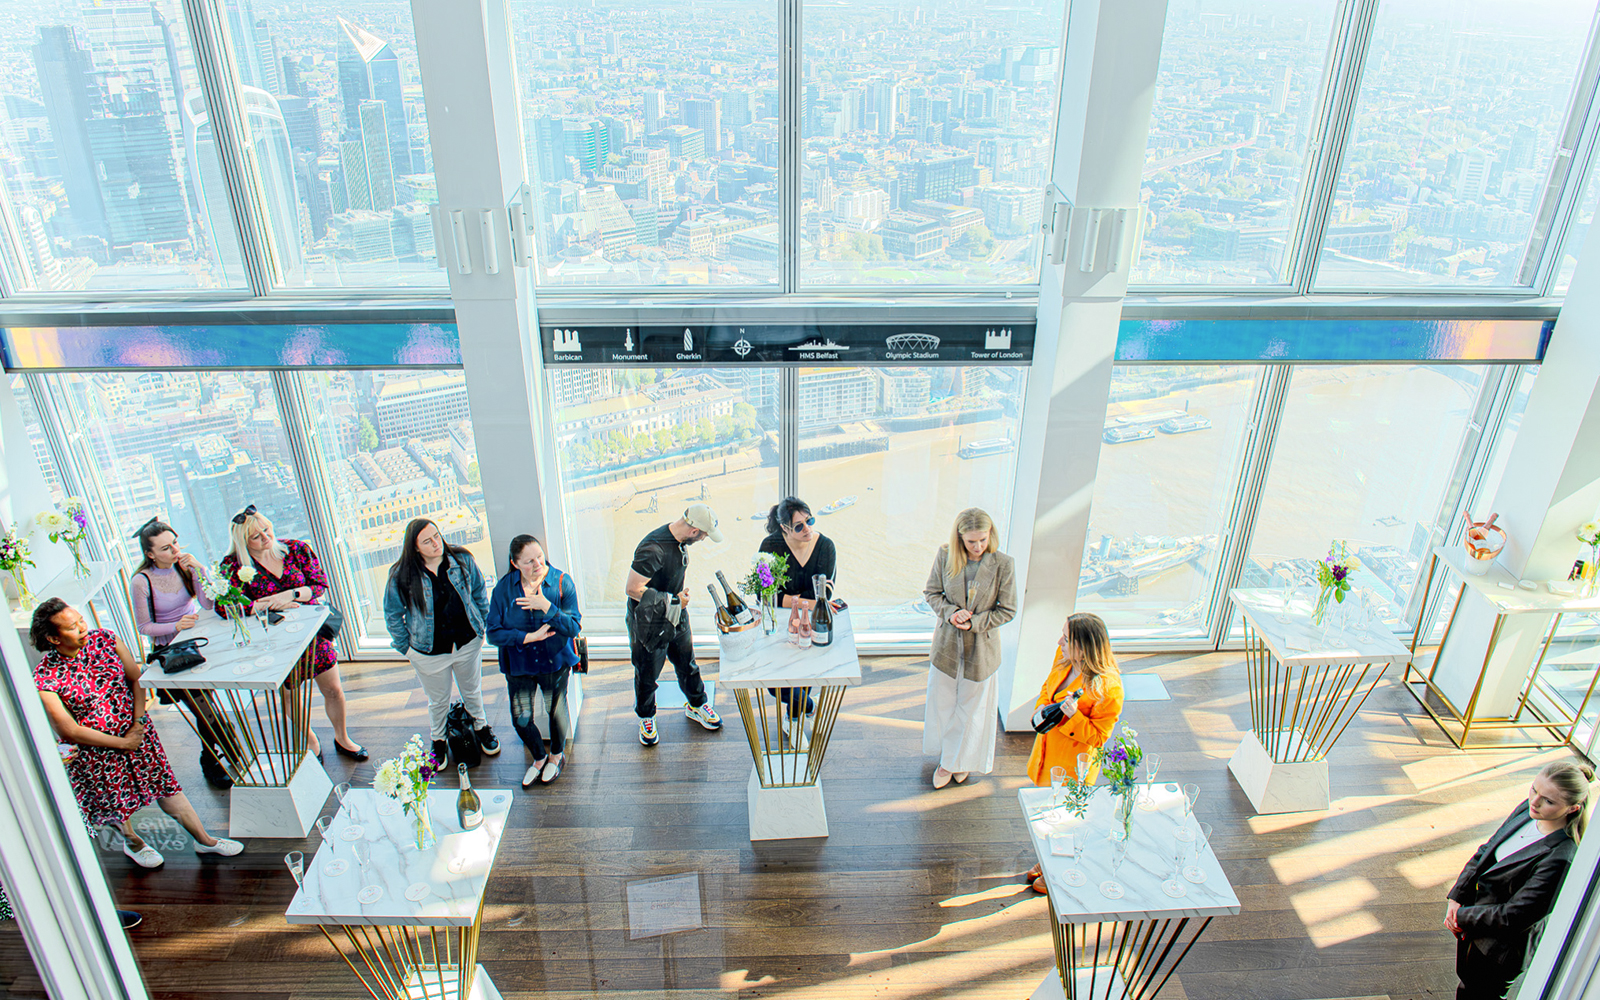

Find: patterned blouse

[220,538,338,677]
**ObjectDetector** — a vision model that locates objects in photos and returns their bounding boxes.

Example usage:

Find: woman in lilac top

[130,518,233,789]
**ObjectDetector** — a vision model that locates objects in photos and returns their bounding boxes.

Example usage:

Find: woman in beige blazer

[922,508,1017,788]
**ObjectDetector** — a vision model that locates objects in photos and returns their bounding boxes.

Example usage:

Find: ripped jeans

[506,668,571,759]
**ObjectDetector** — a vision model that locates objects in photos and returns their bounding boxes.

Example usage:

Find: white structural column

[411,0,558,574]
[999,0,1170,729]
[1428,231,1600,716]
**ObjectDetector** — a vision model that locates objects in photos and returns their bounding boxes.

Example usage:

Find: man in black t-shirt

[625,503,724,746]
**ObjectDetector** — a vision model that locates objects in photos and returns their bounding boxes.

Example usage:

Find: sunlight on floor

[1290,878,1382,948]
[939,884,1033,908]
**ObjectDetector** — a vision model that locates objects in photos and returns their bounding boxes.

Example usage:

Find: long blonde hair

[1542,760,1596,844]
[1060,612,1118,696]
[946,507,998,579]
[229,511,287,570]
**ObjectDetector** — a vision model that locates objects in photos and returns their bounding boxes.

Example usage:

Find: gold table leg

[1047,893,1213,999]
[315,901,485,1000]
[736,684,847,788]
[1243,619,1391,764]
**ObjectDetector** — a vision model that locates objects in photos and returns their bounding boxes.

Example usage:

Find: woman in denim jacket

[383,518,497,767]
[486,534,582,788]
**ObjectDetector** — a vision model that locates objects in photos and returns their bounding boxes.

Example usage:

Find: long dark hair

[765,497,812,537]
[505,534,542,579]
[389,518,472,613]
[135,519,196,598]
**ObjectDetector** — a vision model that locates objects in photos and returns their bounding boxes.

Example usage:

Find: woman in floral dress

[31,599,241,868]
[220,506,364,761]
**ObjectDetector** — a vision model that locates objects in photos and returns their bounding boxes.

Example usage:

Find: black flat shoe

[334,740,369,761]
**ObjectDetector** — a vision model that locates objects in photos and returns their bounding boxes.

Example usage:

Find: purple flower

[1108,746,1127,762]
[72,512,87,527]
[758,564,773,588]
[1331,565,1348,582]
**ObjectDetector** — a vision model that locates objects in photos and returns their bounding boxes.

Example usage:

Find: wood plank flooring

[0,647,1582,1000]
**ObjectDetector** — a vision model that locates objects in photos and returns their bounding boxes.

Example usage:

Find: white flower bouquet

[375,734,439,849]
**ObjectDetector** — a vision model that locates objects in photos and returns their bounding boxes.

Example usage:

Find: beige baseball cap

[683,503,724,542]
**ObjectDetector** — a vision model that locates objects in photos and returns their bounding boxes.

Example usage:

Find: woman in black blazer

[1446,760,1593,1000]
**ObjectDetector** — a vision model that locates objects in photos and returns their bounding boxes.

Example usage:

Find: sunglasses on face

[232,504,258,525]
[785,517,816,530]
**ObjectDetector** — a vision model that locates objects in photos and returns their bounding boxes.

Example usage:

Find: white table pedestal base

[229,755,332,837]
[747,767,828,840]
[1030,965,1129,1000]
[1228,731,1329,814]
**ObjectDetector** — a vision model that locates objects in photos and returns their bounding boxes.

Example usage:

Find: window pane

[0,2,247,292]
[1079,366,1259,639]
[799,1,1063,286]
[797,366,1027,630]
[244,7,447,289]
[1131,0,1339,286]
[46,371,310,568]
[1237,365,1482,635]
[298,370,492,647]
[9,376,66,507]
[550,367,778,628]
[512,2,780,288]
[1316,0,1596,289]
[1554,159,1600,294]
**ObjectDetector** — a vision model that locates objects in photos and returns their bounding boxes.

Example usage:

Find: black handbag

[316,604,343,642]
[445,700,481,767]
[147,636,208,674]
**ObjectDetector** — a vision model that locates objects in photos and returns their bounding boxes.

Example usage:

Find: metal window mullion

[1206,365,1292,648]
[1287,0,1382,294]
[1527,9,1600,293]
[271,371,357,660]
[779,367,799,498]
[780,0,802,293]
[181,0,281,296]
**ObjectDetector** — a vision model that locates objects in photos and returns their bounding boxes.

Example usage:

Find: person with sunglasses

[129,516,234,788]
[757,497,838,718]
[219,505,364,762]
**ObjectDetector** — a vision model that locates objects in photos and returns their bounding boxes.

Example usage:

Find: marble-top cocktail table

[140,604,331,837]
[1228,588,1411,813]
[287,787,512,1000]
[718,609,862,840]
[1018,784,1239,1000]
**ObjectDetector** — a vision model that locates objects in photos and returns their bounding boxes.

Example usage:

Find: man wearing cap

[624,504,724,746]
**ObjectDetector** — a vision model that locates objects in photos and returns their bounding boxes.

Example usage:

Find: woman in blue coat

[486,534,582,789]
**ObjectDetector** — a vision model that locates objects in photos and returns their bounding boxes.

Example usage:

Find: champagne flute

[1162,838,1188,897]
[334,781,356,822]
[1139,753,1162,811]
[352,839,370,873]
[1175,783,1200,841]
[1275,568,1295,623]
[1057,831,1088,887]
[1076,752,1093,786]
[1050,765,1067,807]
[1101,837,1128,899]
[1183,823,1213,883]
[284,851,305,887]
[256,601,271,633]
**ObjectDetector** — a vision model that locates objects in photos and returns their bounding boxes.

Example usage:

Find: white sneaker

[194,838,243,856]
[123,841,164,868]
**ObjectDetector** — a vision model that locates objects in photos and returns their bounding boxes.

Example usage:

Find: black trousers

[1456,937,1520,1000]
[628,616,707,719]
[507,668,571,758]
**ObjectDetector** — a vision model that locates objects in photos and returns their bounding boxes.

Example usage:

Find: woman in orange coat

[1024,611,1124,893]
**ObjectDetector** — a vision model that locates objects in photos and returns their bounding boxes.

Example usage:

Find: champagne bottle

[456,763,483,831]
[716,571,755,625]
[811,584,834,647]
[1031,688,1085,734]
[708,584,735,631]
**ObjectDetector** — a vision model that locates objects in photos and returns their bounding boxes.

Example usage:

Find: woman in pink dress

[219,506,364,761]
[31,598,241,869]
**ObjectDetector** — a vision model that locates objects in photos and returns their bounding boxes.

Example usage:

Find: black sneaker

[431,740,448,767]
[476,726,501,756]
[200,752,233,790]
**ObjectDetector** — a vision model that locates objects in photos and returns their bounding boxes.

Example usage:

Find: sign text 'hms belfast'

[540,323,1035,367]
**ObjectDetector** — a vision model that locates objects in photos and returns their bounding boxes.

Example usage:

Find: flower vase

[1585,545,1600,600]
[1311,585,1334,626]
[229,606,252,646]
[6,568,32,611]
[761,594,778,635]
[1111,787,1137,843]
[66,539,90,580]
[404,799,435,851]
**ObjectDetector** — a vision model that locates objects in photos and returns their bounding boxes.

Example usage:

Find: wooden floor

[0,648,1582,1000]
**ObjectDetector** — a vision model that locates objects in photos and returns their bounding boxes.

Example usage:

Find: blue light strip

[1,322,462,370]
[1115,317,1553,363]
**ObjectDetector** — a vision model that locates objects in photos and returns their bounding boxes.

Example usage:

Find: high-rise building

[280,54,303,97]
[278,96,318,154]
[33,26,107,240]
[1270,65,1292,115]
[337,18,411,181]
[360,99,395,212]
[642,89,664,134]
[682,98,721,153]
[90,84,188,250]
[340,140,372,212]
